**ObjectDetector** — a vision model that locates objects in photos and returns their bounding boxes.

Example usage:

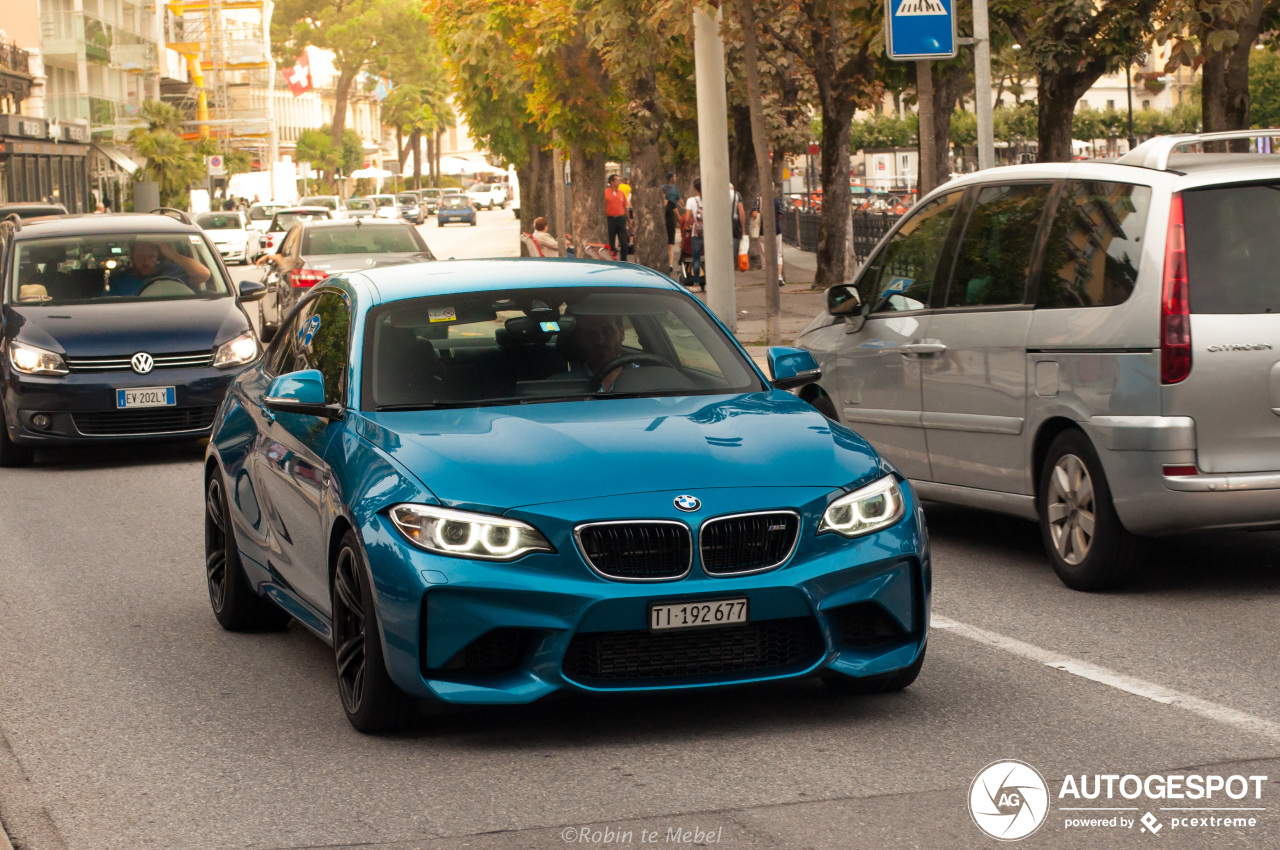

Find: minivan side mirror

[825,284,861,316]
[264,369,343,420]
[767,347,822,390]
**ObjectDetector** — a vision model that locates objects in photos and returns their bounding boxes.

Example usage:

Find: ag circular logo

[131,352,154,375]
[968,760,1050,841]
[673,494,700,512]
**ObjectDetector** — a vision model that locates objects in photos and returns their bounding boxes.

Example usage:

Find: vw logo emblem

[130,352,154,375]
[674,495,701,512]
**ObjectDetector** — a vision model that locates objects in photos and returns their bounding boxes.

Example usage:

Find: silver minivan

[797,131,1280,591]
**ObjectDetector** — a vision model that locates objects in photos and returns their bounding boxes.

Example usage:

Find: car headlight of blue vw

[9,340,69,376]
[213,332,259,369]
[819,475,905,538]
[389,504,554,561]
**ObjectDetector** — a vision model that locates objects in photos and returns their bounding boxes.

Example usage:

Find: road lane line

[932,615,1280,743]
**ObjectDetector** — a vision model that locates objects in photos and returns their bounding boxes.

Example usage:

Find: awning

[92,144,139,175]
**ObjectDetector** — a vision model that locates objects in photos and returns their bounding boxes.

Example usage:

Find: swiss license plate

[117,387,175,409]
[649,597,749,631]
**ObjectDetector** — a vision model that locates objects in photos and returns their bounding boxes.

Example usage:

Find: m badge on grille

[674,495,701,512]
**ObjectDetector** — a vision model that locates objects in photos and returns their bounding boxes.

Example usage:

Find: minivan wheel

[1038,430,1144,591]
[332,530,416,733]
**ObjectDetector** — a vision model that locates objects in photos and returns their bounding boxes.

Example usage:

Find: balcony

[39,12,85,58]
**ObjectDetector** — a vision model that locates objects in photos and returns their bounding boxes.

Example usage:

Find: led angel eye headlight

[819,474,906,538]
[389,504,553,561]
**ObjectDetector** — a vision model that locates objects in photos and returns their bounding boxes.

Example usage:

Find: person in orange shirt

[604,174,630,260]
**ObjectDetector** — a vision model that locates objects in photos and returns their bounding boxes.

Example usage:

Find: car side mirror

[767,347,822,391]
[825,284,867,333]
[264,369,343,420]
[239,280,266,302]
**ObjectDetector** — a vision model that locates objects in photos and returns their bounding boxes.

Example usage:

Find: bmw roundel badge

[674,494,701,512]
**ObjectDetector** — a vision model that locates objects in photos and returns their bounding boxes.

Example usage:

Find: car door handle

[900,342,947,356]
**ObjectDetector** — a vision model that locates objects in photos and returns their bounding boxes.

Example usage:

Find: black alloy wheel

[332,530,416,733]
[205,471,288,630]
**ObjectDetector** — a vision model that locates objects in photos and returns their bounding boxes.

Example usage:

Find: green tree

[129,129,204,208]
[295,126,363,179]
[850,113,916,151]
[1248,47,1280,129]
[950,109,978,148]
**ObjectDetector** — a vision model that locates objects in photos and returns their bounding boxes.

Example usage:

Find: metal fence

[782,209,899,263]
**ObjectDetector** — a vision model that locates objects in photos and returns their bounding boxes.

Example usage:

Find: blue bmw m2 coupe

[204,259,930,732]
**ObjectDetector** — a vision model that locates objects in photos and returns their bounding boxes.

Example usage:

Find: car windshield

[12,233,231,304]
[196,212,242,230]
[422,190,441,198]
[345,199,374,210]
[271,211,327,231]
[374,196,395,207]
[397,194,417,204]
[363,286,762,410]
[441,197,467,209]
[300,196,339,210]
[302,225,429,256]
[247,205,283,221]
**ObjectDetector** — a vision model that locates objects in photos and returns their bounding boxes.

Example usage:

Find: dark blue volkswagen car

[0,212,265,465]
[205,259,930,733]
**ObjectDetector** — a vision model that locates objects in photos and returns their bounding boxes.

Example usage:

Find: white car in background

[246,203,287,235]
[195,210,261,265]
[368,194,399,219]
[466,182,508,210]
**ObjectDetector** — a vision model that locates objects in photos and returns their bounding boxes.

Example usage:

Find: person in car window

[109,240,211,296]
[566,313,633,391]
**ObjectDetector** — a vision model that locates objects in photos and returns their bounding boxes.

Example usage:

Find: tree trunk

[730,104,757,204]
[411,129,422,189]
[1036,74,1083,163]
[919,62,967,190]
[330,66,358,151]
[1202,0,1265,149]
[569,143,606,247]
[814,99,855,289]
[435,130,443,186]
[541,146,559,234]
[629,136,667,271]
[736,0,780,341]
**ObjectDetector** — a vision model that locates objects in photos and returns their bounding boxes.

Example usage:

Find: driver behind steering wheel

[568,313,631,392]
[108,239,211,296]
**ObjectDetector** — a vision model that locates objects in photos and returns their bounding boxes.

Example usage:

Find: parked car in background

[437,194,477,226]
[796,130,1280,592]
[256,219,433,340]
[0,211,264,466]
[262,206,330,254]
[196,211,261,265]
[368,194,399,219]
[0,203,69,221]
[299,196,345,218]
[343,198,377,219]
[419,188,443,215]
[246,203,287,235]
[466,182,507,210]
[509,173,521,219]
[398,192,424,225]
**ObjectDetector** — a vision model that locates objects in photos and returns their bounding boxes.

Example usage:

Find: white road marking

[933,615,1280,743]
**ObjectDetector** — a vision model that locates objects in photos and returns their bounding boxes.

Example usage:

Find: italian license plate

[117,387,175,409]
[649,598,749,631]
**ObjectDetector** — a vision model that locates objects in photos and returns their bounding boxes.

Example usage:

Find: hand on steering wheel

[588,353,671,392]
[137,276,194,297]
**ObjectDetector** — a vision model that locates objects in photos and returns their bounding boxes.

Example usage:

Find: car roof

[298,219,412,229]
[275,206,329,214]
[344,258,681,305]
[10,212,199,240]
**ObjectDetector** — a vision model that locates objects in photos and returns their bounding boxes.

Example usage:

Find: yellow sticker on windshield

[429,307,457,323]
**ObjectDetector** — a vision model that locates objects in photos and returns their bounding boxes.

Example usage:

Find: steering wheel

[138,276,194,297]
[588,353,672,392]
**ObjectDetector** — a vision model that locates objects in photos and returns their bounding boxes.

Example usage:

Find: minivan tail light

[288,268,327,288]
[1161,193,1192,384]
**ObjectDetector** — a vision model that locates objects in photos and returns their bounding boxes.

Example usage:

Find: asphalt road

[2,216,1280,850]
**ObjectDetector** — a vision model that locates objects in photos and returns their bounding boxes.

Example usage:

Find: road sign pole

[973,0,995,170]
[916,60,937,195]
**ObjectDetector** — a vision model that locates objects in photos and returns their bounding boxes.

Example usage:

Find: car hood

[356,391,882,511]
[304,253,433,273]
[8,298,248,356]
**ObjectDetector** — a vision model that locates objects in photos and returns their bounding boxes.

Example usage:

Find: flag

[286,52,312,96]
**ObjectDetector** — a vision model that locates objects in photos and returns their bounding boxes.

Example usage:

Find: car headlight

[389,504,554,561]
[9,340,68,376]
[213,331,259,369]
[818,474,905,538]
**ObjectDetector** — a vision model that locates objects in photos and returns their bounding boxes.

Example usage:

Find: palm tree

[130,125,204,208]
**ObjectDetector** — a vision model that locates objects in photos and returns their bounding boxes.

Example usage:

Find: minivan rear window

[1037,181,1151,309]
[1183,184,1280,314]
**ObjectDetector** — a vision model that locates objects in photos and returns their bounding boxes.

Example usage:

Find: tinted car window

[300,196,339,211]
[271,211,327,232]
[1183,183,1280,314]
[196,213,242,229]
[12,234,229,303]
[397,194,417,204]
[948,183,1052,308]
[860,191,963,313]
[345,199,374,211]
[300,292,351,404]
[441,196,469,210]
[302,226,428,256]
[1036,181,1150,309]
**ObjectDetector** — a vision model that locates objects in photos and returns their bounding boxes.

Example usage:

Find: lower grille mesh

[828,602,910,648]
[430,628,539,678]
[563,616,822,683]
[73,405,218,436]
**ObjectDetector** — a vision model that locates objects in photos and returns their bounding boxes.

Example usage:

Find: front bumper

[353,484,931,704]
[4,366,238,444]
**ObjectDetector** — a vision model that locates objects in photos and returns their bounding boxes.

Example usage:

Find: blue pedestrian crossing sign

[885,0,957,61]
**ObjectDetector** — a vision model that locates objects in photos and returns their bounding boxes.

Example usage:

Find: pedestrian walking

[773,188,785,279]
[729,182,745,262]
[685,178,705,292]
[664,172,681,272]
[605,174,630,260]
[748,199,763,270]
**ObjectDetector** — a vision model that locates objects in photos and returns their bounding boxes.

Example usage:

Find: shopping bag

[737,235,749,271]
